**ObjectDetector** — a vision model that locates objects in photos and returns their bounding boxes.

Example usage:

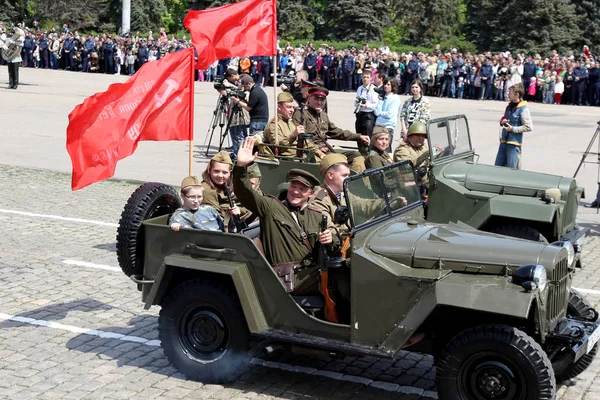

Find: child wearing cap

[169,176,224,232]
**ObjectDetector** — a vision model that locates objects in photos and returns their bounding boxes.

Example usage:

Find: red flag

[184,0,277,70]
[66,48,195,190]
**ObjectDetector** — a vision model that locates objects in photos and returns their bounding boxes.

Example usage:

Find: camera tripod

[573,121,600,210]
[202,95,244,157]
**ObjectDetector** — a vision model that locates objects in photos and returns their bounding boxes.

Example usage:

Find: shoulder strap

[290,210,313,251]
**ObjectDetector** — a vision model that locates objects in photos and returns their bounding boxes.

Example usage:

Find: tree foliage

[1,0,596,55]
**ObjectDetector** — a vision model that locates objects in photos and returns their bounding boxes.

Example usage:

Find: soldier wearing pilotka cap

[292,87,370,172]
[233,137,338,294]
[262,91,325,159]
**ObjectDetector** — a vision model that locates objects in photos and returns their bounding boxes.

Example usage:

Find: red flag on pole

[66,47,195,190]
[184,0,277,70]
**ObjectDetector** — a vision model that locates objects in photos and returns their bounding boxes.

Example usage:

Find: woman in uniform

[365,126,394,169]
[201,151,251,232]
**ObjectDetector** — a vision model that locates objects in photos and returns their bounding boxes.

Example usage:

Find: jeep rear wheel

[437,324,555,400]
[552,289,598,381]
[158,279,250,383]
[116,182,181,277]
[487,224,549,244]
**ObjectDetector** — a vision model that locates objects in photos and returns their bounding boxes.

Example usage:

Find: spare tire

[116,182,182,277]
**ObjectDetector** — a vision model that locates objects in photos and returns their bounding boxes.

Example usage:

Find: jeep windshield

[343,161,422,229]
[428,114,473,161]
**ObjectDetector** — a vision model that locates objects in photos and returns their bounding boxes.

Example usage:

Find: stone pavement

[0,164,600,400]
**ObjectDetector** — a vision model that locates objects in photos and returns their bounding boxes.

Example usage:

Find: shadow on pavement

[92,242,117,253]
[62,314,433,399]
[0,298,113,325]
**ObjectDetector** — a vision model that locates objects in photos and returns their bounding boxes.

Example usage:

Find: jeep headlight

[512,264,547,291]
[551,241,575,266]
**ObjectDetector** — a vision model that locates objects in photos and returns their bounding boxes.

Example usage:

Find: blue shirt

[375,93,401,128]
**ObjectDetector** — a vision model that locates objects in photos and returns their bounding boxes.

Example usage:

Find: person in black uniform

[587,60,599,106]
[82,34,95,73]
[572,60,588,105]
[103,37,115,74]
[63,33,75,71]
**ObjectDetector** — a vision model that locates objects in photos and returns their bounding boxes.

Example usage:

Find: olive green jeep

[256,114,588,267]
[117,160,599,400]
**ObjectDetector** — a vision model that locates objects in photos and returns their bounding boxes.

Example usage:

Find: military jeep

[258,114,588,266]
[117,160,599,400]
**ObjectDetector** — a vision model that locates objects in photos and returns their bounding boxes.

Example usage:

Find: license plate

[587,324,600,354]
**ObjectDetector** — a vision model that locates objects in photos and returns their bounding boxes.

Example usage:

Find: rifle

[319,215,339,323]
[223,186,247,233]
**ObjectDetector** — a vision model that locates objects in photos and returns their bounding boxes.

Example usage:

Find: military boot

[12,63,19,89]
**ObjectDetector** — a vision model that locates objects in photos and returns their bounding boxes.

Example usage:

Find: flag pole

[189,49,195,176]
[273,54,278,146]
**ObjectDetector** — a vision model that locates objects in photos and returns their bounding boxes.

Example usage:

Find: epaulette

[312,186,328,201]
[307,205,325,214]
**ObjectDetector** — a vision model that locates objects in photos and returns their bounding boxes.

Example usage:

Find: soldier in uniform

[292,87,370,172]
[63,33,75,71]
[589,60,600,107]
[82,34,95,73]
[234,137,337,295]
[200,151,251,232]
[366,126,394,169]
[305,47,318,81]
[263,91,325,159]
[393,122,430,182]
[310,153,384,240]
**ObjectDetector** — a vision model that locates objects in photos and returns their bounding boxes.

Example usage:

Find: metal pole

[122,0,131,34]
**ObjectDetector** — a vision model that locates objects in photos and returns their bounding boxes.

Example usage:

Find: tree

[465,0,581,55]
[130,0,168,33]
[0,0,18,24]
[573,1,600,51]
[35,0,108,31]
[322,0,388,42]
[278,0,318,40]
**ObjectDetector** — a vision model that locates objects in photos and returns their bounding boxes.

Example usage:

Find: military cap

[319,153,348,177]
[277,91,294,103]
[181,175,202,190]
[308,87,329,98]
[407,122,427,136]
[211,151,233,165]
[372,125,389,140]
[301,79,317,88]
[287,169,320,189]
[248,163,262,179]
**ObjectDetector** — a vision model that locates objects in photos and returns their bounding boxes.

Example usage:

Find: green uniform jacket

[392,141,430,183]
[292,106,362,148]
[201,181,251,232]
[233,165,337,265]
[366,149,394,169]
[310,184,384,239]
[263,115,324,158]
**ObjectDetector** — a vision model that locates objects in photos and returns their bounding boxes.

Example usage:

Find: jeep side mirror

[334,206,350,225]
[417,166,428,178]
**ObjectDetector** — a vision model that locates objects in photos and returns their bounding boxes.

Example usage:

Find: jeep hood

[369,221,561,274]
[443,161,577,199]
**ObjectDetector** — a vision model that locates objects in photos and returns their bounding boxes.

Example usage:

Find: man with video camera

[232,74,269,134]
[215,68,250,160]
[280,70,308,106]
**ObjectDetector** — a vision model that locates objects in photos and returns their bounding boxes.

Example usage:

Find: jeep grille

[548,256,569,328]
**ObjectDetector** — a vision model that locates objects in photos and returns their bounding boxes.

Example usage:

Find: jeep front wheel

[552,289,598,381]
[158,279,250,383]
[487,224,548,244]
[437,324,555,400]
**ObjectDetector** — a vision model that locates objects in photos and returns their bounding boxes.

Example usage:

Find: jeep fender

[470,195,559,230]
[144,254,269,333]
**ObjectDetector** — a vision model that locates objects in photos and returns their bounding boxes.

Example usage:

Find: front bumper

[547,315,600,364]
[562,227,589,269]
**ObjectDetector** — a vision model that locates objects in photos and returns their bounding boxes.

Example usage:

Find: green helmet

[407,122,427,136]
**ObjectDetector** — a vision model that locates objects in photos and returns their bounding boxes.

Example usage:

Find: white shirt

[354,83,378,113]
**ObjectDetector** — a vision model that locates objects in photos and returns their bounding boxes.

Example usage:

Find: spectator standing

[38,33,49,69]
[495,83,532,169]
[562,66,574,104]
[126,51,135,75]
[572,60,588,105]
[322,48,334,89]
[305,47,317,81]
[400,79,431,139]
[554,75,564,104]
[589,61,600,106]
[258,56,272,86]
[374,78,401,145]
[404,53,419,94]
[81,34,94,72]
[342,50,355,92]
[479,58,494,100]
[49,33,59,70]
[22,31,34,67]
[102,37,114,74]
[63,33,75,71]
[137,39,149,70]
[354,72,379,144]
[522,55,536,88]
[234,74,269,134]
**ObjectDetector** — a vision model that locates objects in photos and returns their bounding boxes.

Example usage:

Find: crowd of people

[2,19,598,107]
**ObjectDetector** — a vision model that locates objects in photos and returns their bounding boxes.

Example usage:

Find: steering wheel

[434,145,452,159]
